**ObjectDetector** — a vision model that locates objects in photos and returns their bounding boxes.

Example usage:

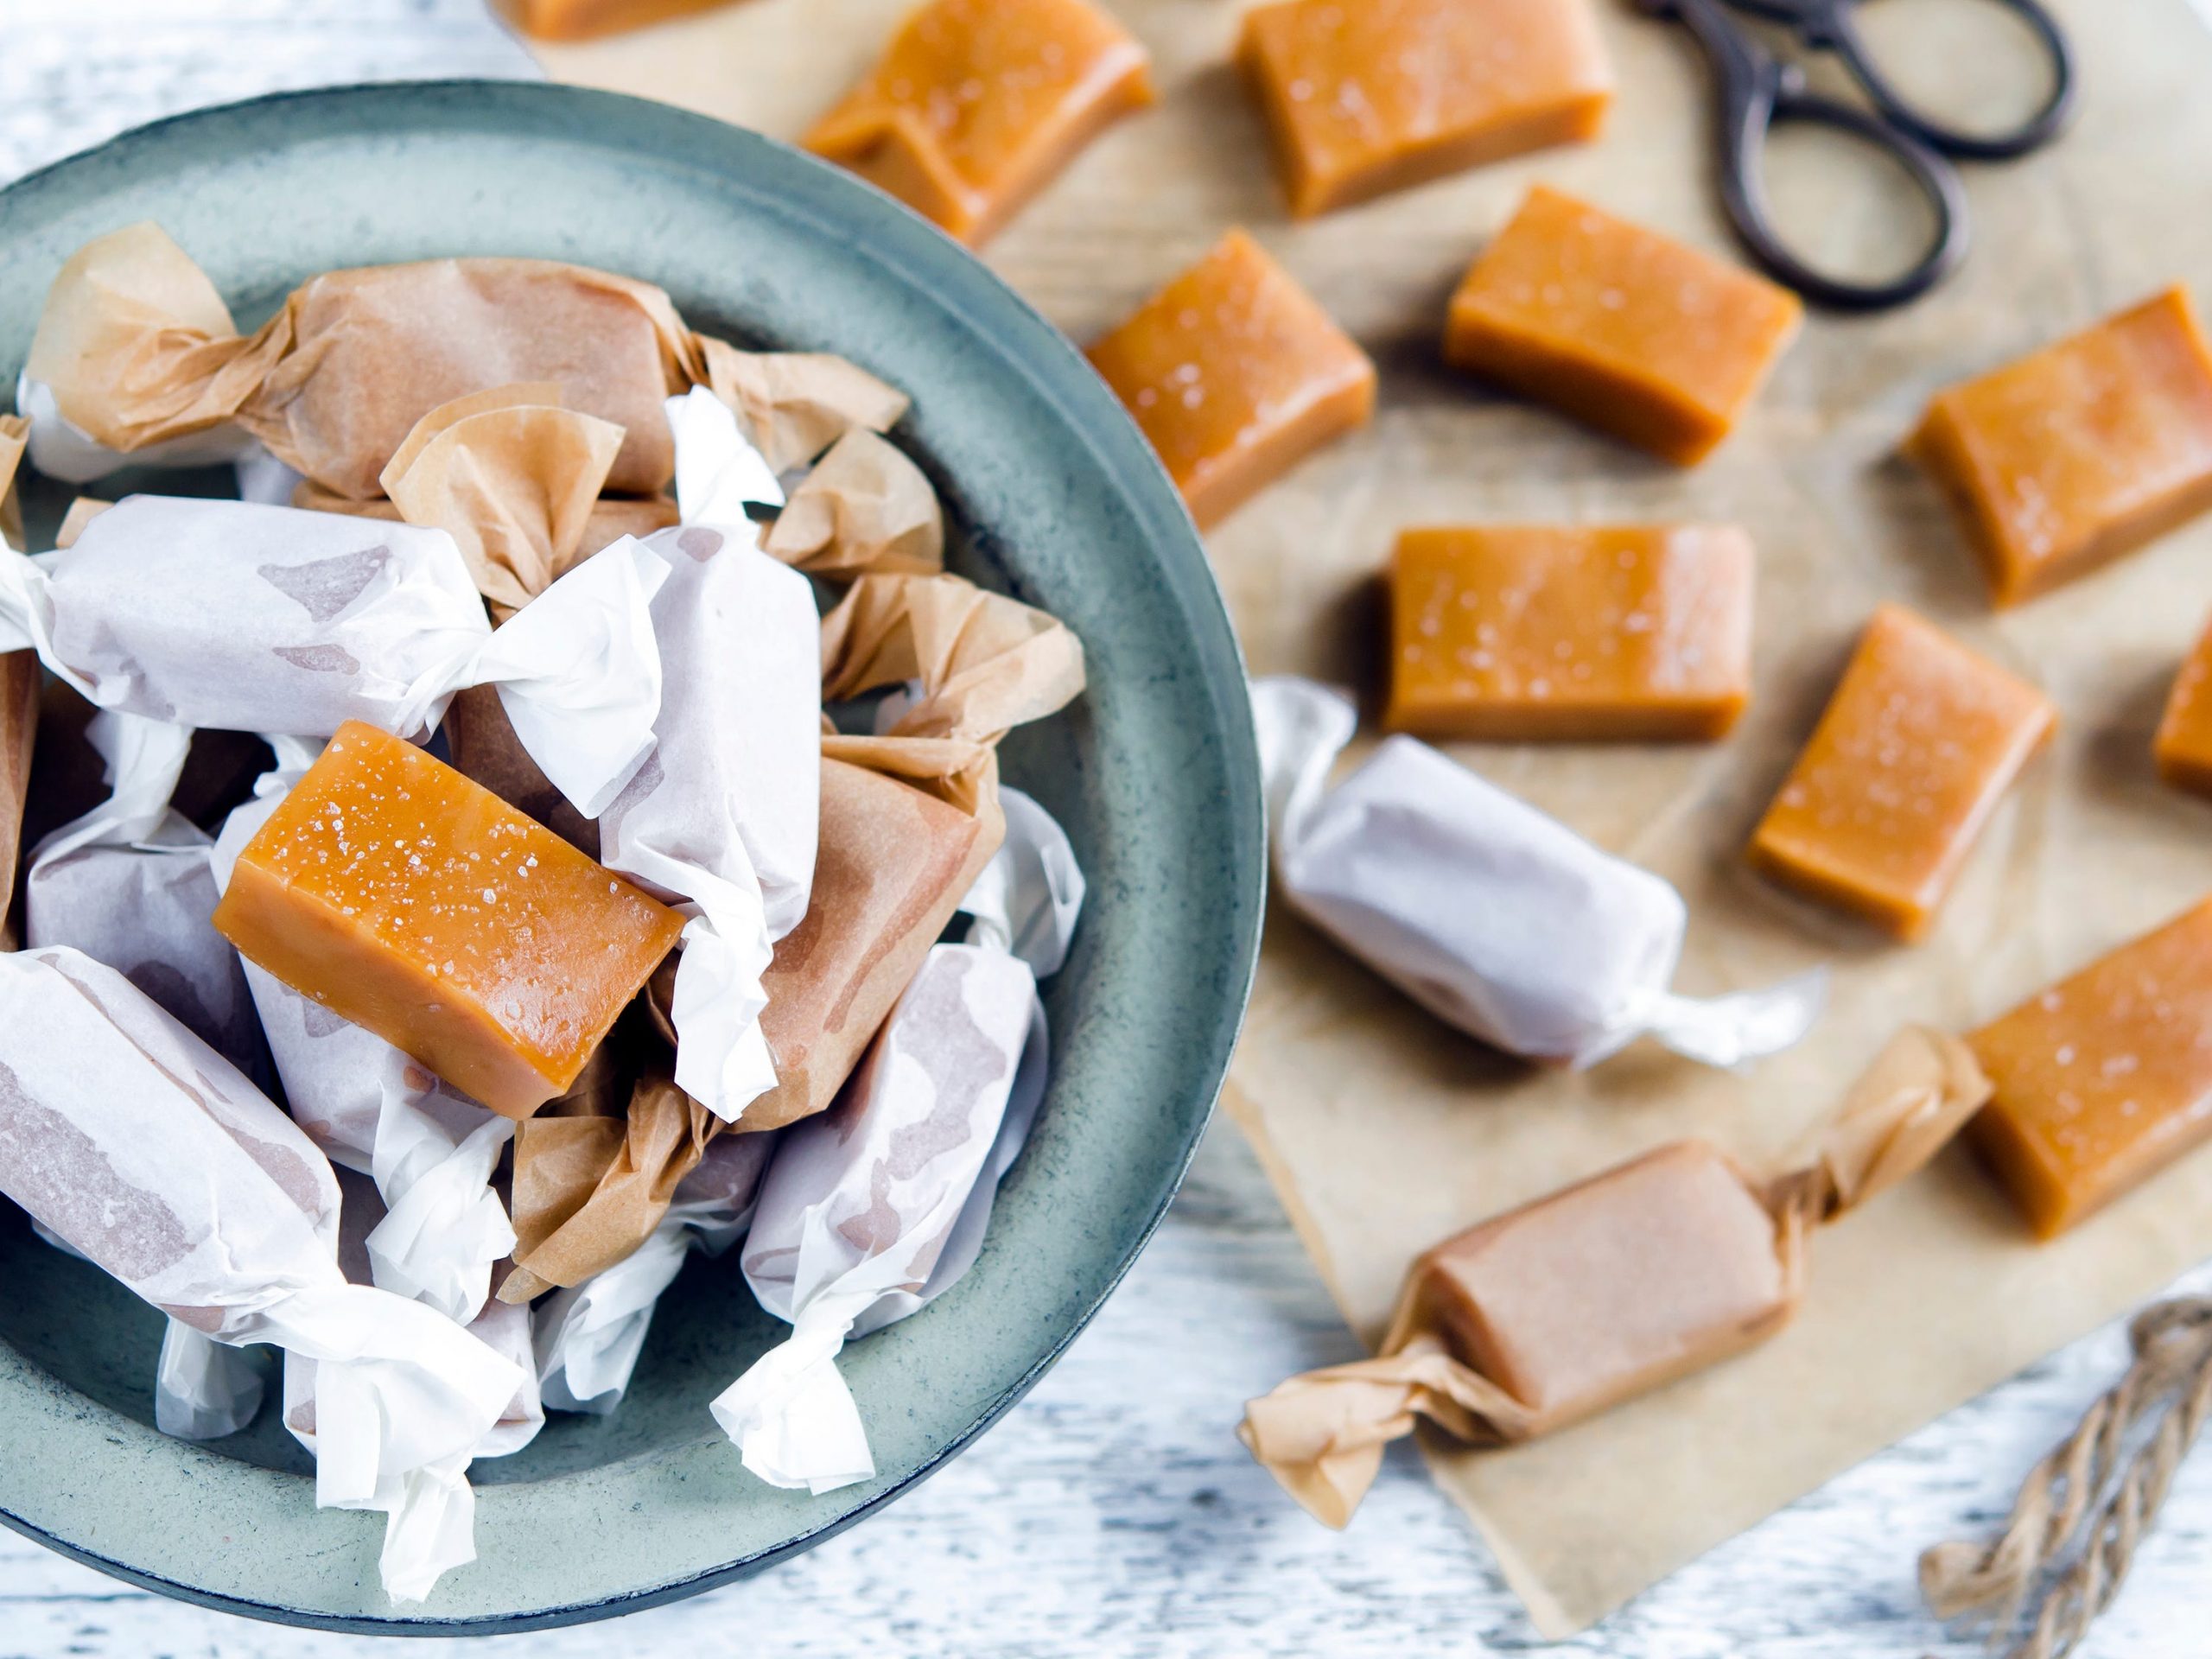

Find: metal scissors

[1635,0,2077,311]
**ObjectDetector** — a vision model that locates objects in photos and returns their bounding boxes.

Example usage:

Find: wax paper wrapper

[207,747,518,1327]
[535,1130,777,1414]
[1252,677,1825,1068]
[22,222,697,497]
[1242,1029,1991,1526]
[715,786,1083,1493]
[0,946,523,1600]
[296,482,679,573]
[695,334,909,474]
[763,427,944,578]
[599,388,821,1122]
[0,419,39,944]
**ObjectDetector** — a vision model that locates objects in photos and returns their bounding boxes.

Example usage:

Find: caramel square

[804,0,1154,247]
[1969,899,2212,1237]
[1444,185,1802,466]
[1384,524,1753,741]
[1088,229,1376,528]
[2157,614,2212,796]
[1911,288,2212,607]
[1237,0,1613,219]
[1748,606,2055,940]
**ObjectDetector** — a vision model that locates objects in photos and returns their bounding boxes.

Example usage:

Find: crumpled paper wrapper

[695,334,909,474]
[764,427,944,577]
[0,416,41,944]
[1253,676,1826,1067]
[0,946,522,1603]
[22,223,697,497]
[715,785,1082,1492]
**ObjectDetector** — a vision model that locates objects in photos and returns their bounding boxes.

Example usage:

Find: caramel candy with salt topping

[804,0,1154,248]
[1749,606,2054,941]
[744,758,993,1132]
[1412,1141,1790,1436]
[1445,186,1802,466]
[1088,230,1376,528]
[2156,615,2212,796]
[1239,0,1613,219]
[1385,524,1753,741]
[1912,289,2212,607]
[213,721,683,1118]
[1970,899,2212,1238]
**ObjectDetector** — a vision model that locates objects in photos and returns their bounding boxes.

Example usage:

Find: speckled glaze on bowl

[0,81,1262,1634]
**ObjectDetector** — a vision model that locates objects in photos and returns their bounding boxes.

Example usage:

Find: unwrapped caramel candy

[1445,186,1802,465]
[1239,0,1612,218]
[213,721,683,1118]
[804,0,1155,247]
[505,0,734,41]
[1970,899,2212,1238]
[1384,524,1753,741]
[2155,614,2212,795]
[1089,230,1376,527]
[1241,1028,1990,1527]
[1911,288,2212,607]
[1749,606,2054,940]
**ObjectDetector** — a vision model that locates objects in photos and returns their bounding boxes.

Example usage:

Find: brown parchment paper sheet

[539,0,2212,1635]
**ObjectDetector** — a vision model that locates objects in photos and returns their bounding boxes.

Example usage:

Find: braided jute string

[1919,1296,2212,1659]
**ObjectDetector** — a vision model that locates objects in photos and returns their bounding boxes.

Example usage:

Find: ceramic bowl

[0,80,1262,1633]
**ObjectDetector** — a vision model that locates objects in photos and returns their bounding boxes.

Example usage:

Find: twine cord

[1919,1296,2212,1659]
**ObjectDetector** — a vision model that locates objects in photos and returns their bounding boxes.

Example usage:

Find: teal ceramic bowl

[0,82,1262,1633]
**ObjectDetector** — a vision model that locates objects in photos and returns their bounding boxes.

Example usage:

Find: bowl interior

[0,81,1261,1631]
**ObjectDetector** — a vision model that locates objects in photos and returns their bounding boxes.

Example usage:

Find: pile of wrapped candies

[0,224,1087,1599]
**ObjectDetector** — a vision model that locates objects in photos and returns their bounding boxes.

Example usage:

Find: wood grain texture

[1,3,2209,1655]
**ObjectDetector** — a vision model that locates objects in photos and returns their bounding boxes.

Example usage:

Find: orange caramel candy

[504,0,732,41]
[213,722,683,1119]
[1385,524,1753,741]
[1088,229,1376,528]
[2155,616,2212,795]
[804,0,1154,247]
[1445,186,1802,466]
[1912,289,2212,607]
[1969,899,2212,1238]
[1748,606,2054,940]
[1238,0,1613,219]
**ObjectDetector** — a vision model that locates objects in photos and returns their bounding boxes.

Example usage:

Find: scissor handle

[1640,0,1969,311]
[1732,0,2076,160]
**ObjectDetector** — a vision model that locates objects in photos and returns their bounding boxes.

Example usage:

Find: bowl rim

[0,75,1266,1635]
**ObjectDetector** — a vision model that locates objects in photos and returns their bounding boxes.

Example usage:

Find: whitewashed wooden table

[1,4,2209,1656]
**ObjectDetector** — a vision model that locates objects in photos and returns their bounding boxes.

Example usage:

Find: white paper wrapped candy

[713,786,1081,1493]
[1251,677,1825,1068]
[0,493,666,817]
[535,1131,778,1415]
[0,947,523,1600]
[209,745,518,1327]
[597,388,821,1122]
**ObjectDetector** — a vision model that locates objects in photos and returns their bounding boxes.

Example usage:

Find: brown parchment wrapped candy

[1240,1028,1992,1528]
[23,222,699,497]
[764,428,945,577]
[498,571,1084,1294]
[695,335,910,474]
[0,417,38,944]
[293,483,679,562]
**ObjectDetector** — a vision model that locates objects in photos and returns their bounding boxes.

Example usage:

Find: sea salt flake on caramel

[1238,0,1613,219]
[1412,1141,1789,1433]
[1088,229,1376,528]
[1748,606,2054,941]
[1969,899,2212,1238]
[1445,185,1802,466]
[213,721,682,1119]
[1912,288,2212,607]
[804,0,1155,247]
[1384,524,1753,741]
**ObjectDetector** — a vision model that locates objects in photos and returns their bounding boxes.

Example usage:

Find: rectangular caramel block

[2156,615,2212,795]
[1445,185,1802,466]
[1749,606,2054,940]
[804,0,1154,247]
[213,721,683,1118]
[1970,899,2212,1237]
[1239,0,1612,218]
[1088,229,1376,528]
[1385,524,1753,741]
[1912,289,2212,607]
[746,758,992,1131]
[1412,1141,1789,1433]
